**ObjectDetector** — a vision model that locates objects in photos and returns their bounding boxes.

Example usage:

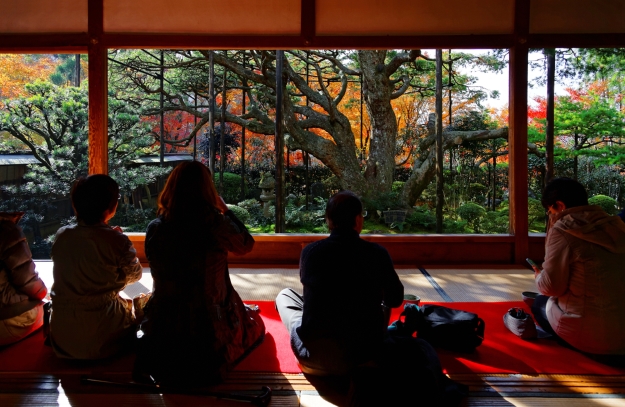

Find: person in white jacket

[531,177,625,363]
[50,175,143,359]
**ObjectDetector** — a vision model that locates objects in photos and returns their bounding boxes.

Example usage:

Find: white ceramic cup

[403,294,421,306]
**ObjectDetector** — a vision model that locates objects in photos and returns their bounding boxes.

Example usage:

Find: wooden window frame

[2,0,624,264]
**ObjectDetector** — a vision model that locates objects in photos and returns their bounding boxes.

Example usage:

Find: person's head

[71,174,119,225]
[157,161,220,221]
[541,177,588,213]
[325,190,364,232]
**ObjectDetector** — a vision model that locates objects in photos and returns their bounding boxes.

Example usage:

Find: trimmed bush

[457,202,486,232]
[226,204,250,223]
[588,194,618,215]
[214,172,245,203]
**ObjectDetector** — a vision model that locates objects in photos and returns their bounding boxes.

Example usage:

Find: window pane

[0,54,86,258]
[106,49,512,235]
[528,48,625,231]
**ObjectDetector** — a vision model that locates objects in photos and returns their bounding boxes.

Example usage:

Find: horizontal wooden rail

[127,233,546,266]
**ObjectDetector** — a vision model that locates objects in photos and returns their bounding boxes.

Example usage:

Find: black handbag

[389,304,485,353]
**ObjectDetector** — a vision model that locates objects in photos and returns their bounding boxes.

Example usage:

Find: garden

[1,48,625,258]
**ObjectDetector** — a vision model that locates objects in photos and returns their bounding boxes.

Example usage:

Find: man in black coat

[276,190,404,375]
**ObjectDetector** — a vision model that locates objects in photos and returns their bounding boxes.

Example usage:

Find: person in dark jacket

[276,192,465,406]
[134,161,264,386]
[276,191,404,375]
[0,211,48,345]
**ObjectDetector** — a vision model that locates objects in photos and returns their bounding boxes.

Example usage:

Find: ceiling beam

[2,31,624,53]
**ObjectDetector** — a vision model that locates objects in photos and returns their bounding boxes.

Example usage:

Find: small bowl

[522,291,538,308]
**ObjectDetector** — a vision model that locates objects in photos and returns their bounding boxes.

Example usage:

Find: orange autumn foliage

[0,54,57,101]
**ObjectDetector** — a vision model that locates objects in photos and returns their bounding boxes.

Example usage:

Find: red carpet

[409,301,625,375]
[0,301,298,374]
[1,301,624,376]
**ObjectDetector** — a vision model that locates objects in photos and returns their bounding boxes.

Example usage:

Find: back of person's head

[541,177,588,209]
[71,174,119,225]
[325,190,362,230]
[158,161,219,221]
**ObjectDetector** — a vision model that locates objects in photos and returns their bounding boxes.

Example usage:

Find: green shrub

[480,210,509,234]
[214,172,245,203]
[406,206,436,230]
[528,197,545,226]
[456,202,486,232]
[588,194,618,215]
[237,198,272,227]
[226,204,250,223]
[468,183,487,201]
[284,202,327,230]
[363,191,402,214]
[443,219,468,233]
[110,207,156,232]
[391,181,405,194]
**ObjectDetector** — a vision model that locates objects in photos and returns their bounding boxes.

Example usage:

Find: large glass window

[106,49,511,235]
[0,54,86,258]
[527,48,625,231]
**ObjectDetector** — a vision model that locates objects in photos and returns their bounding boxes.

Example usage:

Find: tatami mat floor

[35,262,536,303]
[422,265,538,302]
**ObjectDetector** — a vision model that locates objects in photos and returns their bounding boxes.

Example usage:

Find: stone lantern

[258,172,276,218]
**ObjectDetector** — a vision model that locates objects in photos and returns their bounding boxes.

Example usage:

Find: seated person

[531,177,625,360]
[134,161,264,386]
[50,174,143,359]
[0,211,48,346]
[276,191,404,376]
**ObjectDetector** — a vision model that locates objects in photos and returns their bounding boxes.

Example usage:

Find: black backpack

[389,304,485,353]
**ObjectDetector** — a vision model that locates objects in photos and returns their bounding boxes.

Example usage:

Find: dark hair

[541,177,588,209]
[157,161,220,222]
[71,174,119,225]
[325,190,362,230]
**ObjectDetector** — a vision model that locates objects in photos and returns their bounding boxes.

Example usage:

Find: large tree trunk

[359,51,397,196]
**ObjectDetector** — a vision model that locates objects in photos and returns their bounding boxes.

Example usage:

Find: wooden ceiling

[1,0,624,51]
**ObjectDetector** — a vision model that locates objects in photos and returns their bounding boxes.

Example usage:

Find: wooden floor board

[2,372,625,406]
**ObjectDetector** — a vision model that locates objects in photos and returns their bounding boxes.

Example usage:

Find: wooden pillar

[88,0,108,175]
[275,50,286,233]
[435,50,444,233]
[509,0,530,264]
[545,49,556,183]
[240,56,247,202]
